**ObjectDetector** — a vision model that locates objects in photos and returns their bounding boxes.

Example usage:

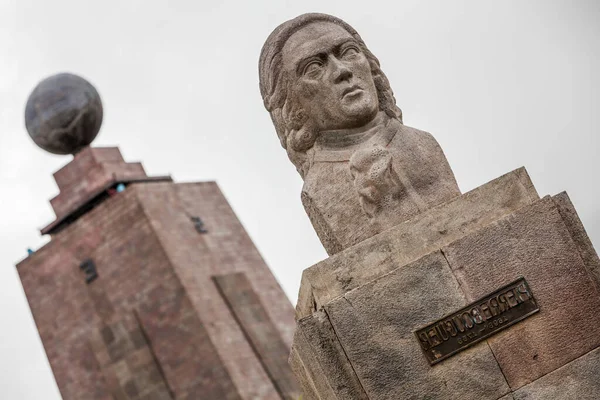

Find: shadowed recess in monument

[79,258,98,284]
[190,216,208,234]
[88,312,175,399]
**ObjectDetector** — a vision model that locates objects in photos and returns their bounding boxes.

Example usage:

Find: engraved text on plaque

[415,277,539,365]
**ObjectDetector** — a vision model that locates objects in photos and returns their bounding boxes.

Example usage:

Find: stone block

[552,192,600,291]
[291,310,368,400]
[297,167,538,319]
[513,346,600,399]
[443,197,600,389]
[52,147,116,190]
[289,347,319,400]
[324,251,510,399]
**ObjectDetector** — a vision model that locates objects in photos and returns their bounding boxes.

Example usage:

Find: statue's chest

[302,145,426,252]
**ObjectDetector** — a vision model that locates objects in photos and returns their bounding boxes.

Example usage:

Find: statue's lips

[342,85,363,98]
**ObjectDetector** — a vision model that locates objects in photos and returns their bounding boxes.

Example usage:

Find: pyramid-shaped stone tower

[18,73,299,399]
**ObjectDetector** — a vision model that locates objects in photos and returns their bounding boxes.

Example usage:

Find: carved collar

[312,114,399,163]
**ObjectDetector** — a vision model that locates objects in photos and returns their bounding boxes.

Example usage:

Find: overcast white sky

[0,0,598,398]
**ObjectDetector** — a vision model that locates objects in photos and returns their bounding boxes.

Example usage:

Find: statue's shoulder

[399,123,434,137]
[395,123,441,150]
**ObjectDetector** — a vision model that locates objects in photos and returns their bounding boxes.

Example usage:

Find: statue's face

[282,22,379,132]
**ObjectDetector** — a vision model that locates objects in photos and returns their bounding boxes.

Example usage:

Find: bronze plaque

[415,277,539,365]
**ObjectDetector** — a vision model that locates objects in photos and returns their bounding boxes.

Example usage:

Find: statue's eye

[341,46,359,59]
[303,61,323,77]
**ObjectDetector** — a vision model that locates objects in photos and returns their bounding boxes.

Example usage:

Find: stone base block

[291,168,600,399]
[513,346,600,399]
[296,167,539,319]
[443,196,600,388]
[323,251,511,399]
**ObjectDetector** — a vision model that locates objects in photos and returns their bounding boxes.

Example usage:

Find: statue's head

[259,13,402,177]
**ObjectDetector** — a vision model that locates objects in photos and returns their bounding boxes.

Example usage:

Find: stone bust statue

[260,13,461,255]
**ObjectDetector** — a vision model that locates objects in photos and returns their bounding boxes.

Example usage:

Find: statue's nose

[331,57,352,83]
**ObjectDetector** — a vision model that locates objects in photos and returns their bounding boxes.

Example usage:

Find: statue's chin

[338,94,379,126]
[311,95,380,132]
[336,106,380,130]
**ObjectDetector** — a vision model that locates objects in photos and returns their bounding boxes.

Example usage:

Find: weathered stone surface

[18,166,296,399]
[297,167,538,319]
[137,182,297,399]
[259,12,600,400]
[513,346,600,399]
[324,251,510,399]
[552,192,600,291]
[136,289,241,400]
[89,313,172,399]
[213,272,300,399]
[443,197,600,389]
[260,13,460,256]
[291,310,368,400]
[289,347,319,400]
[46,146,150,223]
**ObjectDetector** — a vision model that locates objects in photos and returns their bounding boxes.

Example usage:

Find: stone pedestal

[291,168,600,399]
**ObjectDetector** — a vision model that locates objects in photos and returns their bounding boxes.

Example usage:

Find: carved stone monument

[260,13,600,399]
[259,13,460,254]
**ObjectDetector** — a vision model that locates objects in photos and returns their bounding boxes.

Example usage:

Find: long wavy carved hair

[259,13,403,178]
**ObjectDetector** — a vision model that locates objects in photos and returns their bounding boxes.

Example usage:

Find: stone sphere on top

[25,73,103,155]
